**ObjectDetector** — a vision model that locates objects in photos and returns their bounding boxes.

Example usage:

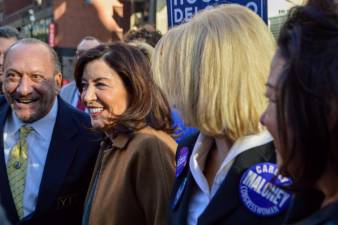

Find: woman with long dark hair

[75,42,177,225]
[261,1,338,224]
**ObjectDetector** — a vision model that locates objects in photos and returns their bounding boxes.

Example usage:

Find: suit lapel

[0,101,20,224]
[171,173,195,225]
[197,164,242,225]
[197,142,275,225]
[171,133,199,225]
[33,98,80,216]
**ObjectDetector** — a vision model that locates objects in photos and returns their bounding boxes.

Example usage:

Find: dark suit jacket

[0,204,10,225]
[285,200,338,225]
[169,133,288,225]
[0,96,101,225]
[284,189,324,225]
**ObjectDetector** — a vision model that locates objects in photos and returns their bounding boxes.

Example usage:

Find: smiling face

[81,58,129,130]
[260,52,286,165]
[3,42,62,123]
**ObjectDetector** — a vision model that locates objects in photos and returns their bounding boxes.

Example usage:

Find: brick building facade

[0,0,152,80]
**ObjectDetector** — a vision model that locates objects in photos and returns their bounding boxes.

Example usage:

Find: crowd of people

[0,0,338,225]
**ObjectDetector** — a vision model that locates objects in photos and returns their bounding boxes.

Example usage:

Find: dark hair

[276,1,338,188]
[0,26,21,40]
[74,42,174,135]
[124,25,162,47]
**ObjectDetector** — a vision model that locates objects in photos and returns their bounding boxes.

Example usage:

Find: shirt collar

[191,130,273,166]
[189,130,273,194]
[105,131,132,150]
[106,126,157,150]
[8,98,58,140]
[218,129,273,165]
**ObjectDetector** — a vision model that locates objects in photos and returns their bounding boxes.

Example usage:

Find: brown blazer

[84,127,177,225]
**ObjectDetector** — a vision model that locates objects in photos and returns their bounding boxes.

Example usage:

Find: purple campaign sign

[167,0,268,28]
[239,163,292,217]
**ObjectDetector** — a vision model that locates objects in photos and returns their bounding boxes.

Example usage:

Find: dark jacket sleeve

[0,204,11,225]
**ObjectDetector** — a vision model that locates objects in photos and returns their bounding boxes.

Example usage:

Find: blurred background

[0,0,303,81]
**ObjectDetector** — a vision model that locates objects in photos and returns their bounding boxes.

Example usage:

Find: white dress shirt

[4,99,58,217]
[187,130,273,225]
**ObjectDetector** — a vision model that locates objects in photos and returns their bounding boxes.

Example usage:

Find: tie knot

[19,126,33,140]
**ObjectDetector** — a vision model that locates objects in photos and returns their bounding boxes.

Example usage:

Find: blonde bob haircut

[153,4,275,140]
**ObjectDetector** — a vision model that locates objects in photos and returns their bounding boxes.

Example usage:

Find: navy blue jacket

[0,96,101,225]
[286,200,338,225]
[169,133,289,225]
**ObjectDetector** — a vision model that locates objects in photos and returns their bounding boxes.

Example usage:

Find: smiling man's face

[3,42,61,122]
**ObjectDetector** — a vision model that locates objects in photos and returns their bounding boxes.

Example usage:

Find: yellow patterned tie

[6,126,33,219]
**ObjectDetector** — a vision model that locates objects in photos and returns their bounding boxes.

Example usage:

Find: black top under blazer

[286,201,338,225]
[169,133,289,225]
[284,189,338,225]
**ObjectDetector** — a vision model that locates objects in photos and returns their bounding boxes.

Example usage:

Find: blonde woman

[153,4,292,225]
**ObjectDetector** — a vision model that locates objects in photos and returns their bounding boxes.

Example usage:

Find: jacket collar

[104,130,133,150]
[106,126,163,150]
[110,133,132,149]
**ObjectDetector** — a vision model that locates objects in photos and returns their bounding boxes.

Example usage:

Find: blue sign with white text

[166,0,268,28]
[239,163,292,217]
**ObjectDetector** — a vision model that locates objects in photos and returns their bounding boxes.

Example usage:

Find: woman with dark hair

[75,42,177,225]
[261,1,338,224]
